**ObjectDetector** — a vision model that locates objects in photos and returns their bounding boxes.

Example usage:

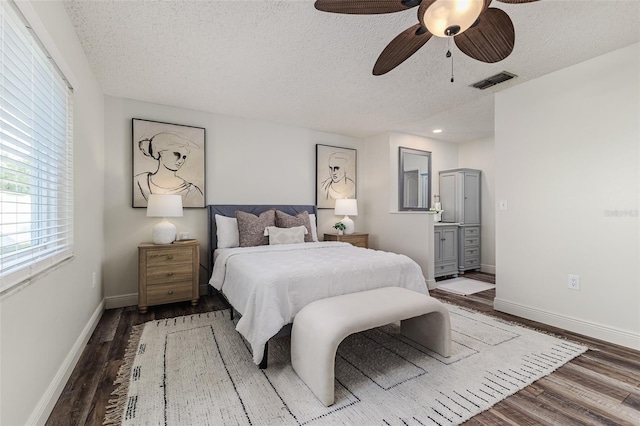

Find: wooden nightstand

[138,240,200,313]
[324,232,369,249]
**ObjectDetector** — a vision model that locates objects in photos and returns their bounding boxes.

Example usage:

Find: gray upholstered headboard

[206,204,318,278]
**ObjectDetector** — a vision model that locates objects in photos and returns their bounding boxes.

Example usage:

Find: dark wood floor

[47,272,640,425]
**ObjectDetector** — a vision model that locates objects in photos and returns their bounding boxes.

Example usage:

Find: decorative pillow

[264,226,307,245]
[236,209,276,247]
[275,210,313,242]
[308,213,319,242]
[215,214,239,248]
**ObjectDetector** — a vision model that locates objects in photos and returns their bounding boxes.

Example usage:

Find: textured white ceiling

[63,0,640,142]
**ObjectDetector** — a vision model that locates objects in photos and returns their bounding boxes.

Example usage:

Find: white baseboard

[481,264,496,274]
[106,287,209,310]
[28,299,105,425]
[105,292,138,309]
[494,298,640,351]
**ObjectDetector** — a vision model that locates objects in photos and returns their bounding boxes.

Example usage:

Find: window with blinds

[0,0,74,294]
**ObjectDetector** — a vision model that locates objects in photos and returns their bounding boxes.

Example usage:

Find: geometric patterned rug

[104,305,586,425]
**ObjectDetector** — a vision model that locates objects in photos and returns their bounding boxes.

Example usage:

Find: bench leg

[291,327,339,406]
[400,309,451,357]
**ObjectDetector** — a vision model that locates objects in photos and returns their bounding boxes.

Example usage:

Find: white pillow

[264,225,307,245]
[309,213,319,242]
[215,214,239,248]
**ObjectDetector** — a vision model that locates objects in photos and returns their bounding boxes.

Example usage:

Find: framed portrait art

[132,118,206,208]
[316,144,357,209]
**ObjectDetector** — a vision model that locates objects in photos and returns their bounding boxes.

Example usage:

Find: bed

[207,204,429,367]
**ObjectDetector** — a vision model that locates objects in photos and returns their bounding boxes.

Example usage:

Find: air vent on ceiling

[471,71,517,90]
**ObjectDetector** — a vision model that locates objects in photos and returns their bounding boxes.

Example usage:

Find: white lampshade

[334,198,358,217]
[335,199,358,235]
[423,0,484,37]
[146,195,183,244]
[146,194,183,218]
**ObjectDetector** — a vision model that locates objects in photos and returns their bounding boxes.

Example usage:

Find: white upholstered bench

[290,286,451,406]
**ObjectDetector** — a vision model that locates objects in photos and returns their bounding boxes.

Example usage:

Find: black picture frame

[132,118,206,208]
[316,144,357,209]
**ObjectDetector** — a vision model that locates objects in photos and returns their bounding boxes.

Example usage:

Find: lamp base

[341,215,355,235]
[152,218,177,244]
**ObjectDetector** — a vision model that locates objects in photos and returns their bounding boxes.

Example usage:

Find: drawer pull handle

[167,272,174,277]
[167,290,174,295]
[167,255,174,260]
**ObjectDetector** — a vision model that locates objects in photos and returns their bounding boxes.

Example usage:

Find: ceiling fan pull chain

[446,38,454,83]
[451,54,454,83]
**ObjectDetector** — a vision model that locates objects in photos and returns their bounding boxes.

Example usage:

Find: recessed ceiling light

[433,129,443,134]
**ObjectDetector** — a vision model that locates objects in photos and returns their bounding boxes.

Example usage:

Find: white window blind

[0,0,73,293]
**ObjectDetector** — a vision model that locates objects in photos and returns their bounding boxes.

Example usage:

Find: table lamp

[334,198,358,235]
[146,194,183,244]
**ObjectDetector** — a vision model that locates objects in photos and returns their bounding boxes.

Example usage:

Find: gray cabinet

[458,225,481,273]
[439,169,481,225]
[439,169,482,273]
[434,225,458,278]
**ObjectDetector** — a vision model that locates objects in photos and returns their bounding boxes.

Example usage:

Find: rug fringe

[103,323,144,426]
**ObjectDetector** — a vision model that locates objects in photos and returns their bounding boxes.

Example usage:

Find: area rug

[436,277,496,295]
[104,306,586,426]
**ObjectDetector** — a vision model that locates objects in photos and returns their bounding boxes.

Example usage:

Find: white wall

[0,2,105,425]
[494,43,640,349]
[103,96,362,305]
[459,136,496,273]
[361,132,459,289]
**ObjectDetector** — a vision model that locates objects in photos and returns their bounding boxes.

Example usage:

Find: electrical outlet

[568,274,580,290]
[92,272,97,288]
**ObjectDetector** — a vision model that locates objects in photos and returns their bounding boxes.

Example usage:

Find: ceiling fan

[314,0,539,75]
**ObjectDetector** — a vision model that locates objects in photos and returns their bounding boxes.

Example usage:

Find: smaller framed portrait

[316,144,357,209]
[132,118,206,208]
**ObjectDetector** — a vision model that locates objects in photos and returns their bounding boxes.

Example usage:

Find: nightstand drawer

[323,233,369,249]
[146,266,192,285]
[347,235,368,248]
[138,240,200,313]
[146,282,194,305]
[146,249,192,267]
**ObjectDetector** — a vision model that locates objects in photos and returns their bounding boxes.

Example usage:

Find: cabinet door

[439,173,456,223]
[463,172,481,224]
[441,227,457,262]
[434,229,443,262]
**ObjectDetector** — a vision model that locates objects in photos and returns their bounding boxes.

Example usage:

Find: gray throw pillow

[236,209,276,247]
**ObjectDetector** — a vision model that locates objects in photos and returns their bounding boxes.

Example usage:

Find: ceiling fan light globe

[423,0,484,37]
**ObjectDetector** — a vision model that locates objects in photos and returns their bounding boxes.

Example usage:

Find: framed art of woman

[132,119,205,208]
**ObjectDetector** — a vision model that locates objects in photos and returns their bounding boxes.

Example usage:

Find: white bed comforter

[209,242,428,364]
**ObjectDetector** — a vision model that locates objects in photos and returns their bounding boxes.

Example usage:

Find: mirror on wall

[398,147,432,211]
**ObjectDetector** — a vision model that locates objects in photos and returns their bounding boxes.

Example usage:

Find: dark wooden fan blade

[495,0,539,3]
[454,8,514,63]
[314,0,420,15]
[373,24,432,75]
